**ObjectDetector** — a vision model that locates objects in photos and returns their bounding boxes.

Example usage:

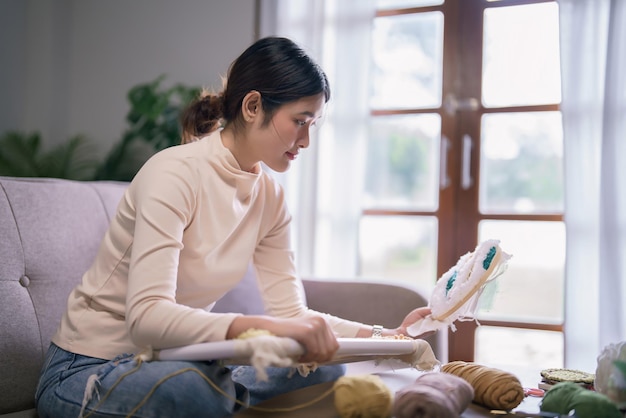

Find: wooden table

[236,361,544,417]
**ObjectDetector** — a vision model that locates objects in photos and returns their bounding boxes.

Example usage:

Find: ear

[241,91,262,123]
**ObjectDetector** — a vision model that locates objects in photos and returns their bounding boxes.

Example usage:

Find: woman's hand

[397,306,434,339]
[228,314,339,364]
[276,316,339,364]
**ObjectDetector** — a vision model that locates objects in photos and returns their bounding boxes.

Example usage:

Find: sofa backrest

[2,175,446,415]
[0,177,127,414]
[0,176,265,415]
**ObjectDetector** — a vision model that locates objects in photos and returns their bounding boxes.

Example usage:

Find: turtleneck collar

[201,130,262,202]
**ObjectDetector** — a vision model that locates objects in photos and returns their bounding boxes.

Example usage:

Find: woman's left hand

[396,306,433,339]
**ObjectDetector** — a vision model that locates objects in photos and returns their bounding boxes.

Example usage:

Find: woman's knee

[232,364,346,405]
[40,358,248,418]
[144,362,247,413]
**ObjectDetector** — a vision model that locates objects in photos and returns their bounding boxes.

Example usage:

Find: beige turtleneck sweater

[52,130,362,360]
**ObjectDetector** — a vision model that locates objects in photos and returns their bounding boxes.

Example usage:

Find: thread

[394,372,474,418]
[79,354,394,417]
[441,361,524,410]
[333,374,393,418]
[82,359,145,418]
[540,381,622,418]
[81,330,419,417]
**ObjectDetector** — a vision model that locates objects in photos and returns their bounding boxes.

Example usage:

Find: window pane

[370,12,443,109]
[476,326,564,369]
[478,220,565,323]
[482,3,561,107]
[376,0,443,9]
[365,114,440,210]
[359,215,437,290]
[480,112,564,214]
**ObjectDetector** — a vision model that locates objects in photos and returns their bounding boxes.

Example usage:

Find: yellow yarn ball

[236,328,274,339]
[333,375,393,418]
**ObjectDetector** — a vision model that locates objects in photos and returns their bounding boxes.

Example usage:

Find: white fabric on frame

[259,0,376,278]
[558,0,626,371]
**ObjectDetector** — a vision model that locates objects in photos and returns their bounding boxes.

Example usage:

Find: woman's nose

[298,130,310,149]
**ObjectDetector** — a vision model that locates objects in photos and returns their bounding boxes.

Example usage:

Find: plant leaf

[39,135,99,180]
[0,131,43,177]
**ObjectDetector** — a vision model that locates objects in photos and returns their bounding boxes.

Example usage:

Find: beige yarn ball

[333,375,393,418]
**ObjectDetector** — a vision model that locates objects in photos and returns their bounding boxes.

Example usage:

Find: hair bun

[180,90,225,143]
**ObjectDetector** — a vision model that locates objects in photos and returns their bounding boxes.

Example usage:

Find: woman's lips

[286,151,298,160]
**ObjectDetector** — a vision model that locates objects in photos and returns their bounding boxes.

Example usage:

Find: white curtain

[257,1,626,370]
[259,0,375,278]
[559,0,626,371]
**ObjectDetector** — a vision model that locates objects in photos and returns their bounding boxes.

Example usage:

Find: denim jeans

[35,344,345,418]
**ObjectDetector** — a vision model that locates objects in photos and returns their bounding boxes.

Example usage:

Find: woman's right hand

[227,314,339,363]
[273,315,339,363]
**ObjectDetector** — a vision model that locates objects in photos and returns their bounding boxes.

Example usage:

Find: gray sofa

[0,176,441,417]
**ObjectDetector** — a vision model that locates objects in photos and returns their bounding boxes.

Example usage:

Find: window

[363,0,564,364]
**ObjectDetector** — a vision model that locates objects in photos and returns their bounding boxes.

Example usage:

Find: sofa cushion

[0,177,264,415]
[0,177,127,415]
[213,262,266,315]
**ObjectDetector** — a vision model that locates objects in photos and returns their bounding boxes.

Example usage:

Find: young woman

[35,36,432,418]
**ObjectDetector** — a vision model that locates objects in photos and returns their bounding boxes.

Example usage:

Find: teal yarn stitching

[482,246,496,270]
[445,271,457,297]
[446,245,496,297]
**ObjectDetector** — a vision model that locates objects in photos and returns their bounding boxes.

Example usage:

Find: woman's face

[254,93,326,173]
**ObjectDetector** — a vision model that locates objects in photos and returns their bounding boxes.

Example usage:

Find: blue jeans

[35,343,345,418]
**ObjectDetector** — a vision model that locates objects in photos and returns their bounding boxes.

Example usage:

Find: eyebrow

[298,110,326,120]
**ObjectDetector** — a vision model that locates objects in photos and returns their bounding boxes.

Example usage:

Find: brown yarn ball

[441,361,525,410]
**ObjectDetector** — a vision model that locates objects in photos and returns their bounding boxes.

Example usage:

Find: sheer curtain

[559,0,626,371]
[259,0,375,278]
[258,0,626,369]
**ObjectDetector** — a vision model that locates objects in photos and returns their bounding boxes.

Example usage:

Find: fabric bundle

[441,361,525,410]
[394,372,474,418]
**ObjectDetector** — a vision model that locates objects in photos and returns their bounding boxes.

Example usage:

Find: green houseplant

[0,76,201,182]
[93,76,201,181]
[0,131,98,180]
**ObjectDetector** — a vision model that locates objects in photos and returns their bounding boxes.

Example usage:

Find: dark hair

[180,37,330,143]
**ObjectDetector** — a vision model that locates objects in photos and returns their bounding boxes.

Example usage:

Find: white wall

[0,0,257,154]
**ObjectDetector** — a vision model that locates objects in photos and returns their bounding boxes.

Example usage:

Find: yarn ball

[333,374,393,418]
[541,381,621,418]
[441,361,524,410]
[394,372,474,418]
[540,381,583,412]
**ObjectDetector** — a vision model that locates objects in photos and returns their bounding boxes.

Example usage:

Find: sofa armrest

[302,278,446,361]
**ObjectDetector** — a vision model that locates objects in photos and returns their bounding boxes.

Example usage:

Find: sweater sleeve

[253,180,364,338]
[124,159,240,350]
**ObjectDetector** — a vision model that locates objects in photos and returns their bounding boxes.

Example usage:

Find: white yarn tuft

[78,373,100,418]
[392,339,440,371]
[135,346,154,362]
[233,335,303,381]
[295,362,319,377]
